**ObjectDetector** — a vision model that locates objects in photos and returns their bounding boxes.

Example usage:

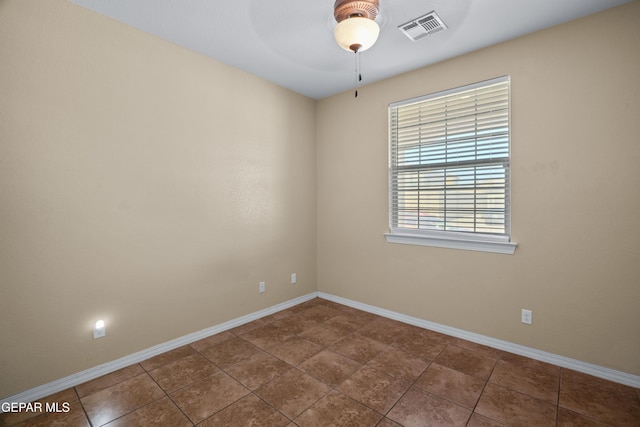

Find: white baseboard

[0,292,319,408]
[318,292,640,388]
[4,289,638,409]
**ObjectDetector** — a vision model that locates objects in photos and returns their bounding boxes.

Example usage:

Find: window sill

[384,230,517,254]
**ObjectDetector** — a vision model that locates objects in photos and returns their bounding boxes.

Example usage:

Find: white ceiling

[69,0,630,99]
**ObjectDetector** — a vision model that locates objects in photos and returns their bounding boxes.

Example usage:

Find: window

[386,76,517,254]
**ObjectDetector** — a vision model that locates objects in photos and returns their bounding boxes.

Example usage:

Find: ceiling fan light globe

[334,17,380,52]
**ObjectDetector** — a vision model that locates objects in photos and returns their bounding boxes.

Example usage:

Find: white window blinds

[389,76,510,238]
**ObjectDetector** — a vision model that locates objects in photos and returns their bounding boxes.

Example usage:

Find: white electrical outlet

[259,281,265,293]
[93,320,106,339]
[291,273,297,284]
[521,309,532,325]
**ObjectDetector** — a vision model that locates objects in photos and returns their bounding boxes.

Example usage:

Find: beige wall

[1,0,639,401]
[317,2,640,376]
[0,0,317,398]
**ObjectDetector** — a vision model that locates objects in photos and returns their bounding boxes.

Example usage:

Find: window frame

[385,76,517,254]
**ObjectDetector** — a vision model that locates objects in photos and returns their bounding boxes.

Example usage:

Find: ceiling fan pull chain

[354,51,358,97]
[354,50,362,98]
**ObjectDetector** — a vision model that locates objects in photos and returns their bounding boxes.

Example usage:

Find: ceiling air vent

[398,11,447,41]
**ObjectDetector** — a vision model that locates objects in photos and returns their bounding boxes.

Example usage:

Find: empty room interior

[1,0,639,425]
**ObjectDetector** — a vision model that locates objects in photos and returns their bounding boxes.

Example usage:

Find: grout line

[251,391,294,424]
[163,389,195,426]
[75,389,94,427]
[143,370,195,426]
[466,345,496,426]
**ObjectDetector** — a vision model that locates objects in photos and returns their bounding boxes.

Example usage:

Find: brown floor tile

[314,299,348,312]
[377,418,403,427]
[189,331,234,352]
[356,319,405,345]
[322,314,370,333]
[255,368,330,419]
[263,308,298,322]
[387,386,472,427]
[374,316,413,330]
[415,363,485,409]
[0,388,81,426]
[392,329,447,361]
[11,402,90,427]
[170,371,249,424]
[557,407,613,426]
[240,324,295,350]
[288,299,323,313]
[294,390,382,427]
[329,304,377,320]
[466,413,508,427]
[298,349,362,387]
[75,364,145,398]
[337,365,411,414]
[200,336,261,368]
[140,345,196,371]
[298,323,352,347]
[228,318,270,336]
[198,394,289,427]
[330,334,390,364]
[475,383,557,427]
[562,369,637,400]
[0,407,32,425]
[224,350,291,390]
[367,349,429,382]
[148,352,219,393]
[489,353,559,404]
[297,305,342,322]
[420,329,453,347]
[103,396,191,427]
[39,388,79,405]
[266,336,324,366]
[270,315,320,335]
[559,369,640,426]
[499,352,560,376]
[448,338,503,359]
[80,373,165,426]
[435,344,497,380]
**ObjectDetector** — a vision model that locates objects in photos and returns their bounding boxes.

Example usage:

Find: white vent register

[399,11,447,41]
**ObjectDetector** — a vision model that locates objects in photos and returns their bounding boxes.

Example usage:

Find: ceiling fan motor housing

[334,0,379,23]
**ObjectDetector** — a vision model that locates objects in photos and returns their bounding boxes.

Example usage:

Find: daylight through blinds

[390,77,510,236]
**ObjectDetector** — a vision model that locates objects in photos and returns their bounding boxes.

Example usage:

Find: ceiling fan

[333,0,380,53]
[332,0,381,97]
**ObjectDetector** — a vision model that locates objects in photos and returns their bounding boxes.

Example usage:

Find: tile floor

[2,298,639,426]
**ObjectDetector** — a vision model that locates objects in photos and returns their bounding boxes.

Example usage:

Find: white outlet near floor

[259,281,265,293]
[291,273,297,284]
[521,309,532,325]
